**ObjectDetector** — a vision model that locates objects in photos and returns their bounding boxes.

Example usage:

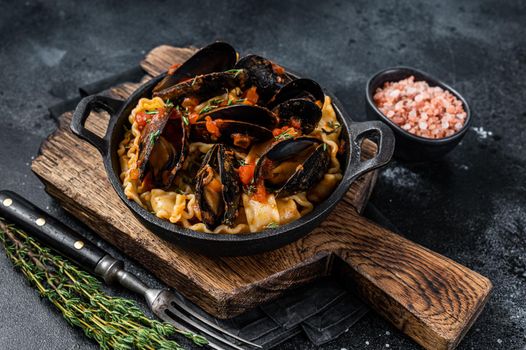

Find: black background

[0,0,525,349]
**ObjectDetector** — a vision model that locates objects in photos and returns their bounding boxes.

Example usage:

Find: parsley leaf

[149,130,160,146]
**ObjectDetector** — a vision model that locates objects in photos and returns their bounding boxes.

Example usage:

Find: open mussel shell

[235,54,292,103]
[191,120,273,149]
[273,98,322,135]
[266,78,325,110]
[137,108,172,180]
[197,104,278,130]
[137,108,188,188]
[254,136,330,198]
[153,42,237,93]
[195,144,241,229]
[153,70,249,103]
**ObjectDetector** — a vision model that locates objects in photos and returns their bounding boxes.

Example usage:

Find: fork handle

[0,190,108,272]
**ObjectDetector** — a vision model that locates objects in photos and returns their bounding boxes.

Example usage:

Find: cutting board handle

[334,213,492,350]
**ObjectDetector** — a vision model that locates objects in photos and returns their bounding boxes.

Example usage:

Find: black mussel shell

[153,70,249,103]
[266,78,325,110]
[254,136,330,198]
[234,54,292,103]
[273,98,322,135]
[197,104,278,130]
[153,42,237,93]
[137,108,172,180]
[191,120,273,149]
[195,144,241,229]
[137,109,189,188]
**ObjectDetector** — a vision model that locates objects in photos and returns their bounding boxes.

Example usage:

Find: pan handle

[345,121,395,183]
[70,95,124,156]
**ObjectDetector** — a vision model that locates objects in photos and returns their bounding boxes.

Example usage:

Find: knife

[0,190,261,350]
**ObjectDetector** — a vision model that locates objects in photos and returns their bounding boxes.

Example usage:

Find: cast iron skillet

[71,72,395,256]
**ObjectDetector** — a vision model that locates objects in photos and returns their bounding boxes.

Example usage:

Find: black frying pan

[71,72,394,256]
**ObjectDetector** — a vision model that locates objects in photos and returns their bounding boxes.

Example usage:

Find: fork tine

[156,310,230,350]
[169,295,262,349]
[163,303,247,350]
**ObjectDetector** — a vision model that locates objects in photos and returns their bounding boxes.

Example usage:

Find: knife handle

[0,190,107,272]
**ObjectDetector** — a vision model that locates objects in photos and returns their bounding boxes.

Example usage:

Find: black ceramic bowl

[365,66,471,161]
[71,72,394,256]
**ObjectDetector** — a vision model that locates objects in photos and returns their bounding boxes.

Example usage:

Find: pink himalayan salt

[373,76,467,139]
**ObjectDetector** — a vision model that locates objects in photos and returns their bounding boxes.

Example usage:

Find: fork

[0,190,261,350]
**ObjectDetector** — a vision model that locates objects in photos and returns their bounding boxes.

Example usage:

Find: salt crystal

[497,339,502,344]
[373,75,466,139]
[389,89,400,99]
[365,341,370,345]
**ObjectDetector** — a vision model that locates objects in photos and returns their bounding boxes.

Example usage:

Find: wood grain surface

[31,45,492,350]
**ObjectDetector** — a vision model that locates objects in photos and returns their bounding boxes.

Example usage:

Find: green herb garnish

[149,130,160,146]
[182,115,189,125]
[322,121,342,134]
[246,184,256,196]
[0,219,208,350]
[165,99,174,108]
[323,143,328,151]
[145,110,158,115]
[266,222,279,229]
[227,99,234,106]
[274,130,294,141]
[236,98,246,104]
[237,158,246,166]
[199,104,217,115]
[225,69,244,77]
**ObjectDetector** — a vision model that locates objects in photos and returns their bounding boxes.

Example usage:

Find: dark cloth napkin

[49,67,398,348]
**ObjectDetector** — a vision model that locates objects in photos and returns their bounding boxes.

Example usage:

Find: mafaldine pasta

[118,51,344,234]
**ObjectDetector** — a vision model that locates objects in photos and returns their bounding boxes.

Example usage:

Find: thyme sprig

[0,219,207,350]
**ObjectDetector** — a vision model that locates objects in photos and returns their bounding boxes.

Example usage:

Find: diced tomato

[205,116,221,138]
[271,62,285,75]
[244,86,259,105]
[135,111,151,131]
[167,63,181,75]
[252,180,268,203]
[238,164,255,185]
[189,112,199,124]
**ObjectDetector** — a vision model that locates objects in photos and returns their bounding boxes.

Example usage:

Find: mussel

[190,105,277,149]
[254,136,330,198]
[266,78,324,109]
[195,144,241,229]
[234,54,292,103]
[153,42,237,93]
[267,78,324,135]
[153,70,249,103]
[137,108,189,188]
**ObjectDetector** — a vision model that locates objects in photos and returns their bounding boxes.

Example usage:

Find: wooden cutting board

[31,45,492,350]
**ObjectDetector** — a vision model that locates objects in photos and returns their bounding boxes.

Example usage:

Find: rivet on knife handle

[0,190,107,272]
